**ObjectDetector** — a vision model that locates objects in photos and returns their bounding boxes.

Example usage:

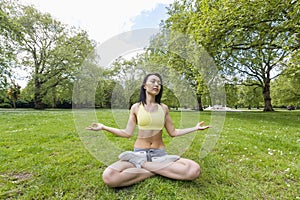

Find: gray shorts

[134,148,167,162]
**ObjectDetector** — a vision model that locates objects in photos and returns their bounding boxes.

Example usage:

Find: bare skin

[86,75,211,187]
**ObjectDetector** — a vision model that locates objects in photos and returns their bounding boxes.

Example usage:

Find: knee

[102,168,118,187]
[186,163,201,180]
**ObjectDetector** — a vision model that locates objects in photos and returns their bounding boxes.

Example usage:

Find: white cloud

[19,0,174,43]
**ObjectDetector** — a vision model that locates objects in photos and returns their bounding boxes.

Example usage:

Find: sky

[19,0,175,43]
[16,0,175,87]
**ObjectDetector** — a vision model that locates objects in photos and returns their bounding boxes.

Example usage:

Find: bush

[0,103,12,108]
[56,100,72,109]
[16,100,34,108]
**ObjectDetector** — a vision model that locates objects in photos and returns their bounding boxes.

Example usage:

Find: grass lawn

[0,109,299,199]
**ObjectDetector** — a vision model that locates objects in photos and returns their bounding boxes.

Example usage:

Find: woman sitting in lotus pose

[86,73,211,187]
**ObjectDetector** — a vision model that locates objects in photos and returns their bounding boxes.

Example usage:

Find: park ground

[0,109,299,199]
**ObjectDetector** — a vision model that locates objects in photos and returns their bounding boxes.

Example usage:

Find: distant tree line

[0,0,299,110]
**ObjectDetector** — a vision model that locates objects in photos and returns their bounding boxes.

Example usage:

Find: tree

[11,4,95,109]
[166,0,300,111]
[0,0,23,89]
[225,84,239,108]
[7,81,21,109]
[272,51,300,106]
[111,57,146,107]
[237,84,263,109]
[72,51,103,109]
[146,29,211,111]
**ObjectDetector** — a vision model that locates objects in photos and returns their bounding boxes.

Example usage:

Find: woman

[86,73,211,187]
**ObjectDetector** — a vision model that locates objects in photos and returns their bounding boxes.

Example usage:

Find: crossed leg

[102,158,200,187]
[102,161,155,187]
[142,158,200,180]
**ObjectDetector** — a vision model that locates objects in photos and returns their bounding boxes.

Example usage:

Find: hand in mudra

[196,121,211,130]
[86,123,104,131]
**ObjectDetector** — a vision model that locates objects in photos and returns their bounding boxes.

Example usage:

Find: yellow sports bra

[137,104,165,130]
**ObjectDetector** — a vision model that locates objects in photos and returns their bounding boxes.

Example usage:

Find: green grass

[0,109,299,199]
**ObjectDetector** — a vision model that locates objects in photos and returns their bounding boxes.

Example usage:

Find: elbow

[169,131,177,137]
[123,134,132,138]
[121,130,132,138]
[167,128,177,137]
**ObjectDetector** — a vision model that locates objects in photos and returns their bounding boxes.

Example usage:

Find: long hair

[138,73,163,105]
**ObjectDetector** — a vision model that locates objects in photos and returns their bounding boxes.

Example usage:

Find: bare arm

[163,104,211,137]
[86,104,138,138]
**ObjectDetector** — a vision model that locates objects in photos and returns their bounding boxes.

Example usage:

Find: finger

[199,121,205,125]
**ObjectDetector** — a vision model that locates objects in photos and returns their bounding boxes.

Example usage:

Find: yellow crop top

[137,104,165,130]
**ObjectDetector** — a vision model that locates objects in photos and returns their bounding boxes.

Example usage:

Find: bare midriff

[134,130,165,149]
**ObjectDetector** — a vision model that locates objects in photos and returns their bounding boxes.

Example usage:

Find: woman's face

[144,75,162,95]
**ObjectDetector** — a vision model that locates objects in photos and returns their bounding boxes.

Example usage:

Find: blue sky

[131,3,170,30]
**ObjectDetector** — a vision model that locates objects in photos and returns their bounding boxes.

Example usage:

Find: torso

[134,130,165,148]
[133,103,166,149]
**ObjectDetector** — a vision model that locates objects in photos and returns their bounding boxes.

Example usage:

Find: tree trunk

[34,80,44,109]
[34,94,44,109]
[51,88,57,108]
[12,99,16,109]
[263,79,274,112]
[196,94,204,111]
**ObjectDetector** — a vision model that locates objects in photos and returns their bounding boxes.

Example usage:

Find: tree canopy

[1,1,95,109]
[163,0,300,111]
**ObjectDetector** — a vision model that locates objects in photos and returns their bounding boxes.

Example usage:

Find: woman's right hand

[86,123,104,131]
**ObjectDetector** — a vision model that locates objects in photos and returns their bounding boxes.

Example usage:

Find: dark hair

[138,73,163,105]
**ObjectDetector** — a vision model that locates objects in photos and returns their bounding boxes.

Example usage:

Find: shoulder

[160,103,169,113]
[130,103,141,113]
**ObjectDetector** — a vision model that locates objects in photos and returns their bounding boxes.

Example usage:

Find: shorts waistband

[134,148,167,161]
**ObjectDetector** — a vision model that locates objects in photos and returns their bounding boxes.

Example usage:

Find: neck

[145,94,156,105]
